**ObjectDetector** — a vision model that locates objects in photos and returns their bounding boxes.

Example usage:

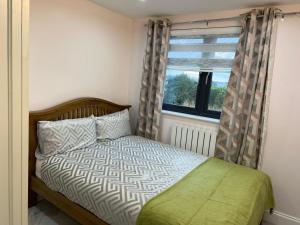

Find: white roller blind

[167,27,241,72]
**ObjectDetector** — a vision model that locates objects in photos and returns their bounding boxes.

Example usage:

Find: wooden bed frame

[28,97,130,225]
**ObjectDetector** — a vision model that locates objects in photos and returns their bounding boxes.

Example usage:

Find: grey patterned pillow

[95,109,131,141]
[37,117,96,157]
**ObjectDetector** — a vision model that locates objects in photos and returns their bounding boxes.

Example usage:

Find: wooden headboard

[28,97,130,206]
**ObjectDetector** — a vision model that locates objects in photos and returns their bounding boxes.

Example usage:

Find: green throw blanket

[137,158,274,225]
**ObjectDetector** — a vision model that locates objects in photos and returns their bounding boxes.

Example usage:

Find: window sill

[161,110,220,124]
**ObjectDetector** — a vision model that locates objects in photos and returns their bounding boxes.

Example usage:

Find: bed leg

[28,189,37,207]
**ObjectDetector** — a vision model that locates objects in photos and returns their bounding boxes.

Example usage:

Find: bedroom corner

[1,0,300,225]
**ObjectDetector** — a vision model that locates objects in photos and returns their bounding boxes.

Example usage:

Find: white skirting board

[264,210,300,225]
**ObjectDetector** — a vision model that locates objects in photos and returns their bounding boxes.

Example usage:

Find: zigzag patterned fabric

[37,117,96,159]
[41,136,207,225]
[215,8,277,169]
[95,109,132,141]
[137,19,171,140]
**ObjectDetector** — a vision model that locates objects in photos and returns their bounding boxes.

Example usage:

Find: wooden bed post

[28,109,39,207]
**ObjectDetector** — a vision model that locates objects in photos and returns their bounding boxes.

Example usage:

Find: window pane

[214,52,235,59]
[170,39,203,44]
[165,30,239,118]
[168,51,202,59]
[217,37,239,43]
[208,72,230,112]
[163,70,199,108]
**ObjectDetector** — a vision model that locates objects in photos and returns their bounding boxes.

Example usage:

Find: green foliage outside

[164,74,227,111]
[208,86,227,111]
[164,74,197,107]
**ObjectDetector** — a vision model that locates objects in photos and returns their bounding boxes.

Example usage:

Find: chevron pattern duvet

[41,136,207,225]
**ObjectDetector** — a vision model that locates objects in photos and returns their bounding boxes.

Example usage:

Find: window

[163,27,240,119]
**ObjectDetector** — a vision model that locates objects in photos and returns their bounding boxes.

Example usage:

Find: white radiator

[170,124,218,157]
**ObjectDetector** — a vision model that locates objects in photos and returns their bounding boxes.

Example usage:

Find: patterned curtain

[215,8,278,169]
[137,19,171,140]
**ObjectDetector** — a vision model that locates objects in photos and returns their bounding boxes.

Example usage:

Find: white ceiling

[91,0,300,18]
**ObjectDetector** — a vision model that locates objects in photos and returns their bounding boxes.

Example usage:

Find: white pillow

[95,109,131,141]
[37,117,96,158]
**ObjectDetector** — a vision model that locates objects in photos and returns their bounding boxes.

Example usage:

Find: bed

[29,97,274,225]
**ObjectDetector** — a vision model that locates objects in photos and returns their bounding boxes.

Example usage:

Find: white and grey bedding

[36,117,97,159]
[95,109,132,141]
[35,158,43,179]
[36,110,132,160]
[40,135,207,225]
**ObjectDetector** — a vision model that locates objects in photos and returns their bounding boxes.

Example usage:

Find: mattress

[39,135,207,225]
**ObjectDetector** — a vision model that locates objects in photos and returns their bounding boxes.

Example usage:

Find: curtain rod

[144,11,300,27]
[171,25,242,32]
[171,11,300,26]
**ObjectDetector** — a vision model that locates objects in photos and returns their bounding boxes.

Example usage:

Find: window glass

[217,37,239,43]
[168,52,202,59]
[214,52,235,59]
[163,70,199,108]
[208,72,230,112]
[170,39,203,44]
[163,30,239,119]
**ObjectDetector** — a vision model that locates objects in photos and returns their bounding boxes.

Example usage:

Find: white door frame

[0,0,29,225]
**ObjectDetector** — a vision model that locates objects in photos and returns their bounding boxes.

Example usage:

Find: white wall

[129,19,148,128]
[29,0,133,111]
[130,4,300,225]
[262,13,300,224]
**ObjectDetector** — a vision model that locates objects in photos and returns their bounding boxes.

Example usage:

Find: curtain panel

[137,19,171,140]
[215,8,278,169]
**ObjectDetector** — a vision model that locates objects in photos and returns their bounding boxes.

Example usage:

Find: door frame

[0,0,29,224]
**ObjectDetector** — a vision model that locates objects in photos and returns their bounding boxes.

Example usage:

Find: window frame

[162,72,222,119]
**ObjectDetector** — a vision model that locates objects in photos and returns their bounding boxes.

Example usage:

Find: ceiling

[91,0,300,18]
